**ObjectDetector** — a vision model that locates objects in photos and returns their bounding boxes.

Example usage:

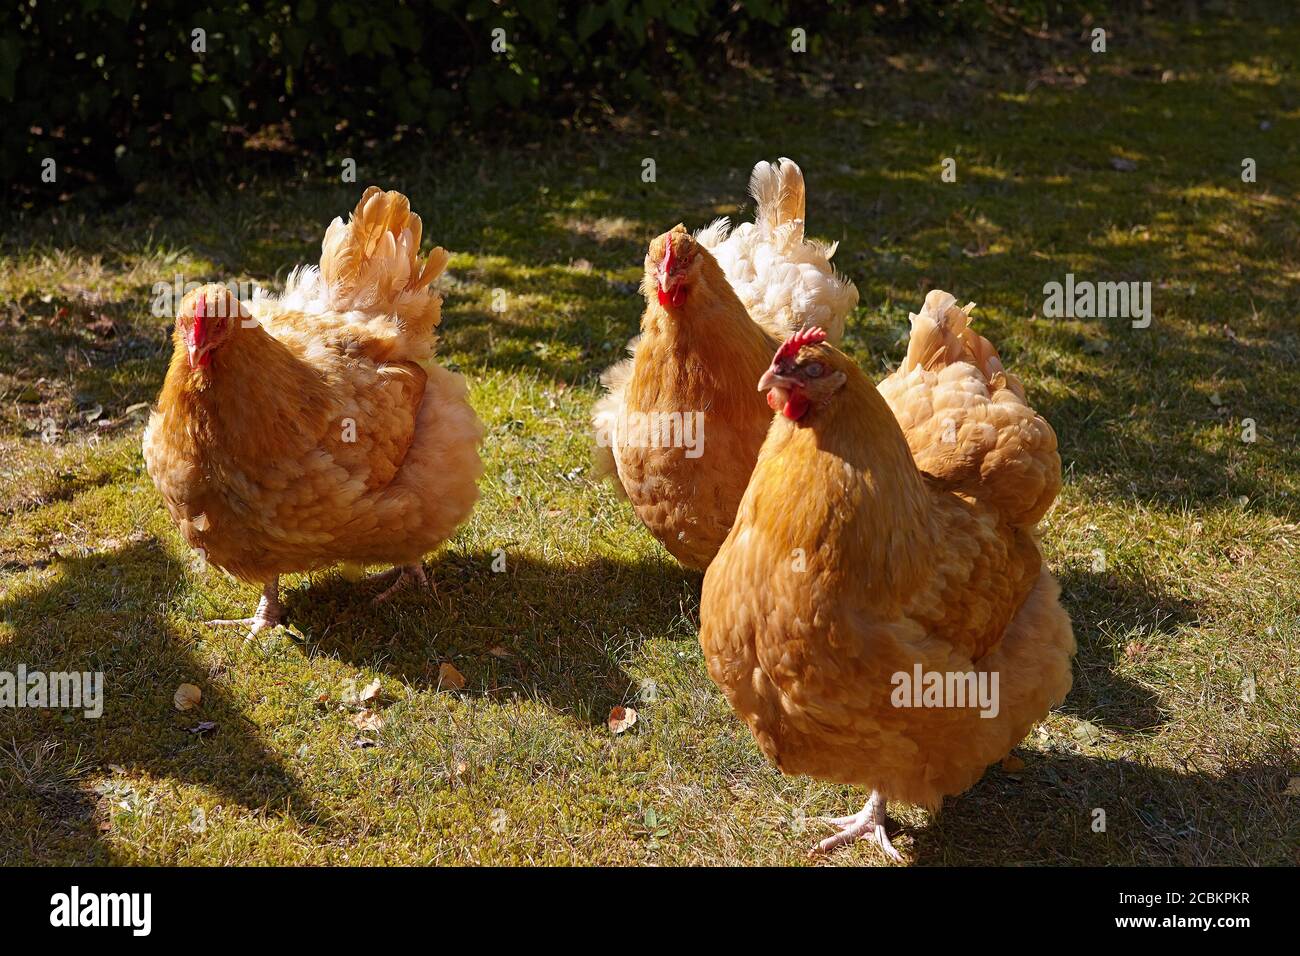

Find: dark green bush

[1,1,1106,195]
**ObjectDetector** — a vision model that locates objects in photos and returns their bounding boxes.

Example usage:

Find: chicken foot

[369,563,430,604]
[811,791,903,861]
[207,579,283,638]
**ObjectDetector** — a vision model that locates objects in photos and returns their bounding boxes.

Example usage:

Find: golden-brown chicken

[593,160,858,570]
[592,226,777,569]
[699,314,1074,860]
[143,187,483,633]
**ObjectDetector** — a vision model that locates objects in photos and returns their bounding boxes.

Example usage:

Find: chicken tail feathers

[750,158,806,239]
[319,186,449,336]
[883,290,1061,528]
[902,291,1023,398]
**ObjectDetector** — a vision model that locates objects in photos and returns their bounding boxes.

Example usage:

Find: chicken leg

[208,579,283,637]
[369,563,430,604]
[811,791,903,861]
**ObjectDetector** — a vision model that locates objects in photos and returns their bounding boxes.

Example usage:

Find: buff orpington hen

[592,226,775,569]
[143,187,483,634]
[699,311,1074,861]
[592,161,857,569]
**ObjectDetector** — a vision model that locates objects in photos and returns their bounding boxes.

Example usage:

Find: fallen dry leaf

[351,709,385,733]
[438,663,466,690]
[1001,754,1025,773]
[358,677,382,704]
[608,705,638,734]
[173,683,201,711]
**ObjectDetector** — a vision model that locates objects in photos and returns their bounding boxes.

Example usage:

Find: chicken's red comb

[193,292,207,342]
[775,326,828,362]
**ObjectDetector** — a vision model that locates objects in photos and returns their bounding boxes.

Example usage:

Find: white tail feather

[749,157,806,236]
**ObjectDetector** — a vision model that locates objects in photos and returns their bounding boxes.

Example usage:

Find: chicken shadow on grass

[895,565,1290,866]
[282,549,697,728]
[905,749,1296,866]
[0,540,325,865]
[1054,564,1198,734]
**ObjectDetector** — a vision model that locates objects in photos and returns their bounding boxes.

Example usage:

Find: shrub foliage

[2,1,1102,191]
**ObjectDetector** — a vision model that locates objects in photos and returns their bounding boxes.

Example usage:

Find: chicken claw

[207,580,283,639]
[370,563,429,604]
[810,791,903,862]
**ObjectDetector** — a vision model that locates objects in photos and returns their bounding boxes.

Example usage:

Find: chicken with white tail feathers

[696,157,858,344]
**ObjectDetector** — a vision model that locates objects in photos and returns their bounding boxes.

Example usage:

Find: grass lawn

[1,8,1296,865]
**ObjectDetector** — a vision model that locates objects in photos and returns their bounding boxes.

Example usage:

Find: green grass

[2,8,1297,865]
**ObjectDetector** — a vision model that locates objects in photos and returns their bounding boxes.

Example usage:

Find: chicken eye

[804,362,825,378]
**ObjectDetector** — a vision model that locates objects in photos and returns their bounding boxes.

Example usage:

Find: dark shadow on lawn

[1056,565,1197,734]
[283,549,695,728]
[906,748,1295,865]
[0,540,323,865]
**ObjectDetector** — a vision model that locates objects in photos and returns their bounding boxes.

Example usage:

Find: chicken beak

[757,368,798,392]
[657,239,675,290]
[187,343,212,370]
[655,239,688,307]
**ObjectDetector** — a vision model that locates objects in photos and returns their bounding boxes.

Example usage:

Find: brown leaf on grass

[351,709,385,733]
[341,677,381,706]
[608,706,638,734]
[438,663,466,691]
[358,677,382,704]
[1001,754,1025,773]
[173,683,202,711]
[1124,641,1149,660]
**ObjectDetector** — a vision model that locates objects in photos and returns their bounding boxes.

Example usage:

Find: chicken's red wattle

[658,285,687,308]
[783,390,810,421]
